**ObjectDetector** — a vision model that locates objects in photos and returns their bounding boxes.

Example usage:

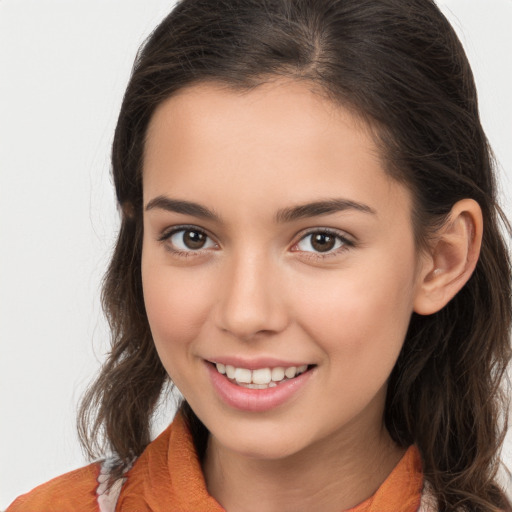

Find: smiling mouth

[211,362,312,389]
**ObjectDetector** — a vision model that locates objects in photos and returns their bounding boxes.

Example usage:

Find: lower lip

[206,363,314,412]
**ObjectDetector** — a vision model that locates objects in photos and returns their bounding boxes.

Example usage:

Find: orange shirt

[7,414,424,511]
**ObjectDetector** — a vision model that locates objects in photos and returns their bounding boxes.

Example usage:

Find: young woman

[8,0,511,511]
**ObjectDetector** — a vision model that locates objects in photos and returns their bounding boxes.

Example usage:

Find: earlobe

[414,199,483,316]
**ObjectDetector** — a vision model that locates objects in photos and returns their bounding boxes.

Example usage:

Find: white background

[1,0,511,508]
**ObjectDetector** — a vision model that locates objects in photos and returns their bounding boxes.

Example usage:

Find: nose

[215,251,289,340]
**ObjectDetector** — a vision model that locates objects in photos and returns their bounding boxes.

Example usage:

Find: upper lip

[206,357,312,370]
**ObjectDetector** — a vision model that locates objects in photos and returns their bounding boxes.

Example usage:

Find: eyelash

[157,225,354,260]
[292,228,354,261]
[158,225,217,258]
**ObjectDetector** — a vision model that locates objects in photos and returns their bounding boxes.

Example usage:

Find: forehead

[142,79,410,222]
[145,79,373,161]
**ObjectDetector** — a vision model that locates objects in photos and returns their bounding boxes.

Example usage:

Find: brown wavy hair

[78,0,512,509]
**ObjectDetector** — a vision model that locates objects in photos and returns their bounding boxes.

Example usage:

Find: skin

[140,79,449,511]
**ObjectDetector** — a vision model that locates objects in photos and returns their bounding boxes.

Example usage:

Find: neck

[203,418,405,512]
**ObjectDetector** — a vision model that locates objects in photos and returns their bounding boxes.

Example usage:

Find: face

[141,79,426,461]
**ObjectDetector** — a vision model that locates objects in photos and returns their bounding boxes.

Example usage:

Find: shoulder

[6,463,101,512]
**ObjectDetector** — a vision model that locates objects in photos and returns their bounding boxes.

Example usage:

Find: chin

[208,420,314,461]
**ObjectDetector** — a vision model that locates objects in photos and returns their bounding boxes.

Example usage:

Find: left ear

[414,198,483,316]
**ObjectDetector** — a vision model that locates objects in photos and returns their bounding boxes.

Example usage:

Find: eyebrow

[145,196,375,223]
[145,196,222,221]
[275,198,376,223]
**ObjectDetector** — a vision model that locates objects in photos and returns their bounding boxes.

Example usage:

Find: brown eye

[182,230,207,249]
[295,230,348,254]
[166,228,217,252]
[310,233,336,252]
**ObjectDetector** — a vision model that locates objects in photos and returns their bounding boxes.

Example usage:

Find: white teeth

[285,366,297,379]
[252,368,272,385]
[271,367,285,382]
[214,362,310,386]
[225,365,236,379]
[245,383,271,389]
[234,368,252,383]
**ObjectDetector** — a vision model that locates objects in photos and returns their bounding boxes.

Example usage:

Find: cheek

[141,260,213,363]
[292,251,417,368]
